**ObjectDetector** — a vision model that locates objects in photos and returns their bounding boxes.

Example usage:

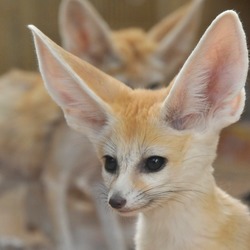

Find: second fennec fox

[30,10,250,250]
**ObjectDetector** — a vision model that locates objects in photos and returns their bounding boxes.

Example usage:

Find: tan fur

[113,29,156,62]
[0,0,205,249]
[108,29,157,86]
[0,70,61,177]
[29,9,250,250]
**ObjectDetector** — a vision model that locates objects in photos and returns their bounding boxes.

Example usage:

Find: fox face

[59,0,204,88]
[92,87,221,216]
[29,10,248,217]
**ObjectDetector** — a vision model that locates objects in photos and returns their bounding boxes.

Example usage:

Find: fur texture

[1,0,205,249]
[30,9,250,250]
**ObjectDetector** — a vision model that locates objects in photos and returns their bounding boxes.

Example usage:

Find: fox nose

[109,194,127,209]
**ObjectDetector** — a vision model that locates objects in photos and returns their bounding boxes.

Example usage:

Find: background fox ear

[59,0,122,68]
[161,11,248,132]
[149,0,204,82]
[29,25,129,140]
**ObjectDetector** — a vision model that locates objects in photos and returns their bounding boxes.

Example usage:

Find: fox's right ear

[59,0,122,67]
[161,11,248,132]
[29,25,130,142]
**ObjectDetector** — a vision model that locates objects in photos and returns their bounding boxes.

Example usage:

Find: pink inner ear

[60,89,78,104]
[230,92,242,116]
[205,62,224,104]
[165,40,245,131]
[164,11,248,131]
[66,2,89,53]
[201,49,237,108]
[66,108,107,129]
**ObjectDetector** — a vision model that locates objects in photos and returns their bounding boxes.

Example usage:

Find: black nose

[109,194,126,209]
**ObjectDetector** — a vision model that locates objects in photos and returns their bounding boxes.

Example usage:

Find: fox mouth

[117,207,141,216]
[115,201,153,216]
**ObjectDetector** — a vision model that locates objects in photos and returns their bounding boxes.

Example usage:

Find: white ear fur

[59,0,121,67]
[162,11,248,132]
[29,25,127,140]
[149,0,204,79]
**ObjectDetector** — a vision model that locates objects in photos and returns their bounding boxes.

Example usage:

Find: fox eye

[147,82,161,90]
[103,155,118,174]
[143,156,167,173]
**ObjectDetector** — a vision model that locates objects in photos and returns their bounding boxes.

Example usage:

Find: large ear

[59,0,122,67]
[161,11,248,132]
[149,0,204,80]
[29,25,130,141]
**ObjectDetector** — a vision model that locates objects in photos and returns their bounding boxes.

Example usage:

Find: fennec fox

[0,0,204,249]
[1,0,204,249]
[29,9,250,250]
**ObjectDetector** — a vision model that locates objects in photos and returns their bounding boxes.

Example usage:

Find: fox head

[29,10,248,216]
[59,0,204,88]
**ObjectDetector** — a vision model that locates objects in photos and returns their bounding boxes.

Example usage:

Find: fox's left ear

[29,25,130,141]
[149,0,204,81]
[162,11,248,132]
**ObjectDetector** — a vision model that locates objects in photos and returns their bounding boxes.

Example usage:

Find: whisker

[181,154,214,163]
[134,180,209,212]
[136,181,207,200]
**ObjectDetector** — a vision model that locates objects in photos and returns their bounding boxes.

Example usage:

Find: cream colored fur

[30,10,250,250]
[1,0,205,249]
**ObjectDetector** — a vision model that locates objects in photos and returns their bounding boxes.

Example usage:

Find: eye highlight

[103,155,118,174]
[143,156,167,173]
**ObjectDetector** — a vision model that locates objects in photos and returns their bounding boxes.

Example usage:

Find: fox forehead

[113,28,156,62]
[110,88,169,136]
[113,88,169,117]
[100,87,192,161]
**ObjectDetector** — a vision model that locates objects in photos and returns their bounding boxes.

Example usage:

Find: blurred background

[0,0,249,250]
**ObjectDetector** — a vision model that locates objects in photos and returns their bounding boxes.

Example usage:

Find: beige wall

[0,0,61,74]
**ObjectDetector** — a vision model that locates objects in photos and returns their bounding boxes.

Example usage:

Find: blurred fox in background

[0,0,212,249]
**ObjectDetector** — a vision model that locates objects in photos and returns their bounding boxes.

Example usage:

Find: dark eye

[143,156,167,173]
[147,82,161,90]
[103,155,118,174]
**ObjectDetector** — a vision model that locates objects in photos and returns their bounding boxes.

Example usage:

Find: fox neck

[135,171,225,250]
